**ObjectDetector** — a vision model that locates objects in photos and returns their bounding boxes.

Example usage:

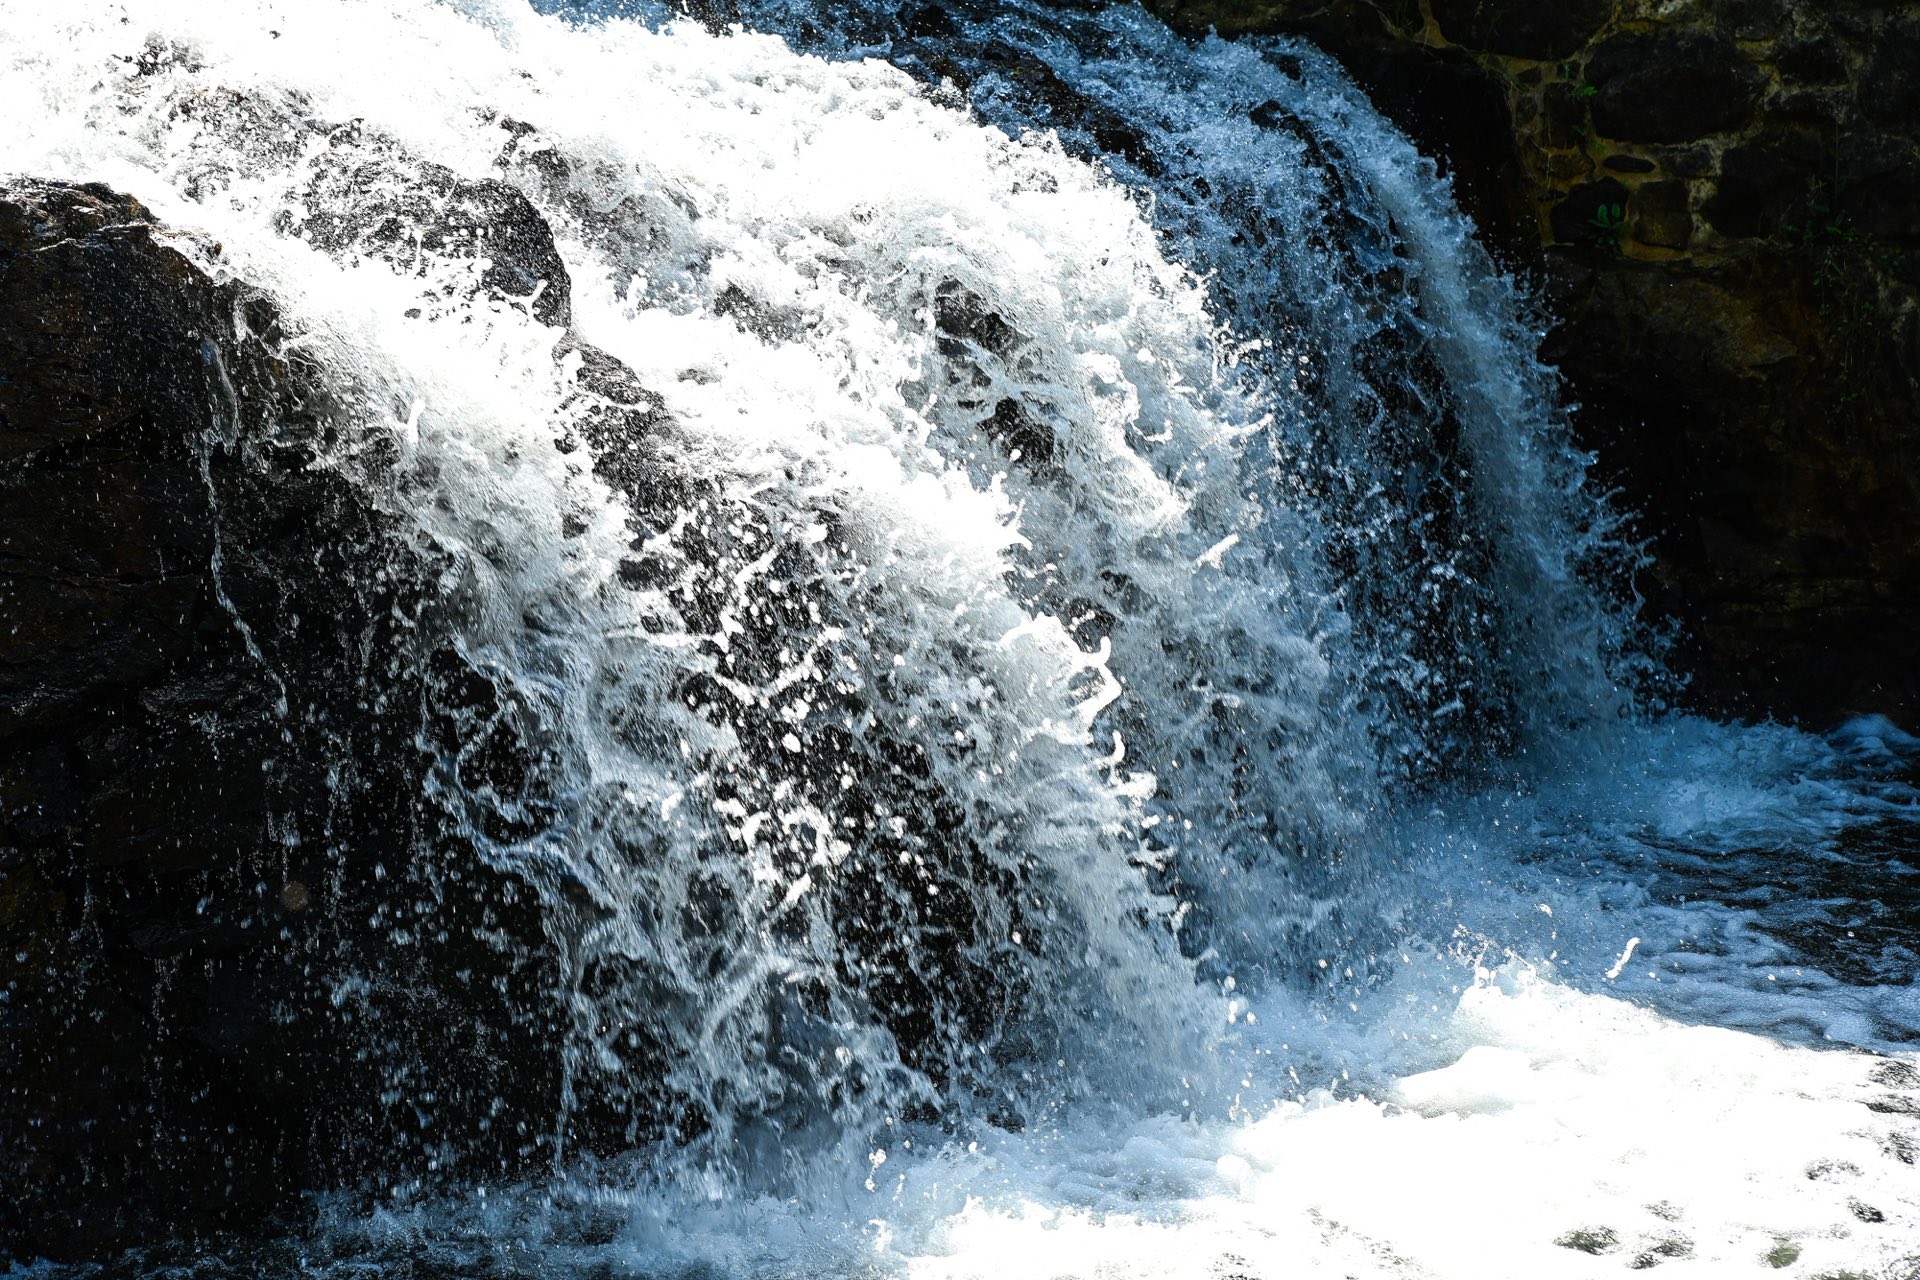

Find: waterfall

[2,0,1915,1273]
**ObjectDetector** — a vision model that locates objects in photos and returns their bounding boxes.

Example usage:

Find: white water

[2,0,1916,1274]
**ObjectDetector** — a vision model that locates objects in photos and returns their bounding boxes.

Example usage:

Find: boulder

[0,179,570,1261]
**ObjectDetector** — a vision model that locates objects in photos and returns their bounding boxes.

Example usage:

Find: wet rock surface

[1132,0,1920,726]
[0,179,575,1260]
[296,128,575,327]
[1,132,1058,1258]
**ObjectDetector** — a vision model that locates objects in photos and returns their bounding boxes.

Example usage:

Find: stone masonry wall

[1138,0,1920,725]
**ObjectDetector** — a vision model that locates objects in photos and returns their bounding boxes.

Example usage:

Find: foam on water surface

[306,942,1920,1280]
[1,0,1916,1274]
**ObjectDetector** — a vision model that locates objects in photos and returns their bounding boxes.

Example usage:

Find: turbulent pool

[1,0,1915,1274]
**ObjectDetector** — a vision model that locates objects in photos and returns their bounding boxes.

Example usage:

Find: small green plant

[1587,202,1627,250]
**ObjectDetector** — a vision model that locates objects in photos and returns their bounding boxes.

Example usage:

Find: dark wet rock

[1701,143,1813,240]
[1628,180,1692,251]
[1659,145,1717,180]
[296,126,573,327]
[157,90,576,330]
[1718,0,1787,40]
[713,280,805,342]
[559,328,1046,1117]
[1247,98,1287,129]
[1586,32,1766,144]
[1849,1199,1886,1223]
[446,114,1077,1106]
[1544,251,1920,720]
[1556,1226,1621,1254]
[1630,1234,1694,1268]
[1859,17,1920,128]
[1870,1060,1920,1089]
[0,179,574,1261]
[1806,1158,1864,1181]
[162,83,328,194]
[1428,0,1613,60]
[905,2,957,38]
[1773,37,1851,85]
[1829,134,1920,244]
[1769,87,1851,125]
[1538,81,1589,151]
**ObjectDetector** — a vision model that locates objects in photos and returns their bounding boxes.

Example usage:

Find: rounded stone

[1587,32,1766,143]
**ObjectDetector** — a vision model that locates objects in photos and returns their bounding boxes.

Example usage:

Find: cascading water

[1,0,1916,1274]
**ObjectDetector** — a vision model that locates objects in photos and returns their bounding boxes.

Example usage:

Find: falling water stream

[1,0,1916,1273]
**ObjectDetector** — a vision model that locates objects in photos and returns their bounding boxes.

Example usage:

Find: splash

[1,0,1914,1273]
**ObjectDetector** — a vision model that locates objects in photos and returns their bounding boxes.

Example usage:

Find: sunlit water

[1,0,1915,1274]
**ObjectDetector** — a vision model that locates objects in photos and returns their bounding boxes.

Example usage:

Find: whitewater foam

[1,0,1915,1274]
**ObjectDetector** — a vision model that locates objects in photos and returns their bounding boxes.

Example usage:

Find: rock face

[1138,0,1920,725]
[1,111,1058,1253]
[0,180,571,1260]
[296,128,575,328]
